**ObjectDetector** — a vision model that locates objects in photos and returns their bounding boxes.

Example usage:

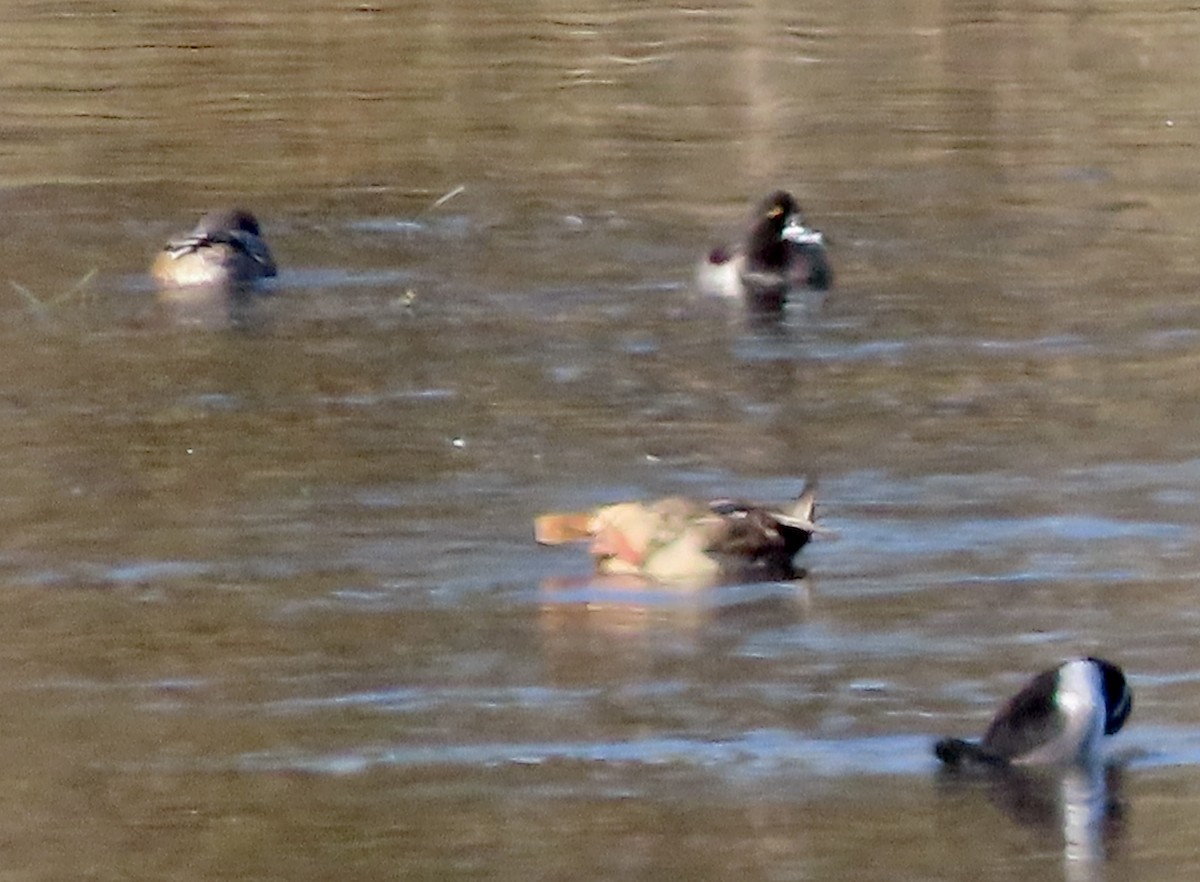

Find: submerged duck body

[696,190,831,309]
[935,657,1132,768]
[535,485,819,584]
[151,208,277,290]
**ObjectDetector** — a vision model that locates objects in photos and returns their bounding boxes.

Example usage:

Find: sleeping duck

[152,208,277,291]
[535,485,819,584]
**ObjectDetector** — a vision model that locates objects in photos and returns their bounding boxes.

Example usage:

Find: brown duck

[535,485,819,583]
[152,208,277,290]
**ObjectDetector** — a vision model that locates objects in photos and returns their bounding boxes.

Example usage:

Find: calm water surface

[1,1,1199,879]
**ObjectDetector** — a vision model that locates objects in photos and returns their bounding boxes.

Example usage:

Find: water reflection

[937,762,1128,882]
[537,575,810,688]
[153,284,279,332]
[539,574,811,624]
[540,571,809,628]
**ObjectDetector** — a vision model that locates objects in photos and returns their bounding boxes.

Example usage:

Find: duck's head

[1087,657,1132,736]
[194,207,265,239]
[748,191,823,268]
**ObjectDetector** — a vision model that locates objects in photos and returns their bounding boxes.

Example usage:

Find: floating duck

[935,657,1132,768]
[535,485,819,584]
[696,190,831,310]
[152,208,277,290]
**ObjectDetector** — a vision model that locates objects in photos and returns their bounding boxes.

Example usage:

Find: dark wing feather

[979,668,1061,760]
[704,501,788,559]
[162,232,208,259]
[705,487,818,563]
[162,229,276,276]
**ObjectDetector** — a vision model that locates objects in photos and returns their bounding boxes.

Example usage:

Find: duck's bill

[535,512,595,544]
[782,219,825,246]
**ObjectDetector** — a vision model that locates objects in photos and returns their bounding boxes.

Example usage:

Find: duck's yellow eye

[767,205,784,218]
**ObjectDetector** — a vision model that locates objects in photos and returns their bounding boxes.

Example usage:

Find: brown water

[1,0,1200,879]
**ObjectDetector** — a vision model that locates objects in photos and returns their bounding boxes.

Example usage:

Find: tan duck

[152,208,277,290]
[535,485,819,583]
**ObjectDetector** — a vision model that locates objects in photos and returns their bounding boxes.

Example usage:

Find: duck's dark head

[196,208,264,238]
[747,191,822,270]
[1087,657,1132,736]
[756,190,798,233]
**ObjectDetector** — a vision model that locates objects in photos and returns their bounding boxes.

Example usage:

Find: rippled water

[1,0,1200,879]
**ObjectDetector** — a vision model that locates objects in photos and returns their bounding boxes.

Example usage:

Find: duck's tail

[934,737,1008,769]
[776,482,823,533]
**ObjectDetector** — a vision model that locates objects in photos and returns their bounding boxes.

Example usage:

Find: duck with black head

[934,657,1133,769]
[696,190,831,311]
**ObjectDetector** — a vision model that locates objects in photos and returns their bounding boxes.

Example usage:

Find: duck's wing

[161,231,211,260]
[703,500,793,563]
[161,228,277,276]
[978,668,1061,760]
[704,482,822,558]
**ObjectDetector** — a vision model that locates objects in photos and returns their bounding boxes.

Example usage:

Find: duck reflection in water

[538,570,812,630]
[936,760,1127,882]
[537,571,811,684]
[151,280,279,331]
